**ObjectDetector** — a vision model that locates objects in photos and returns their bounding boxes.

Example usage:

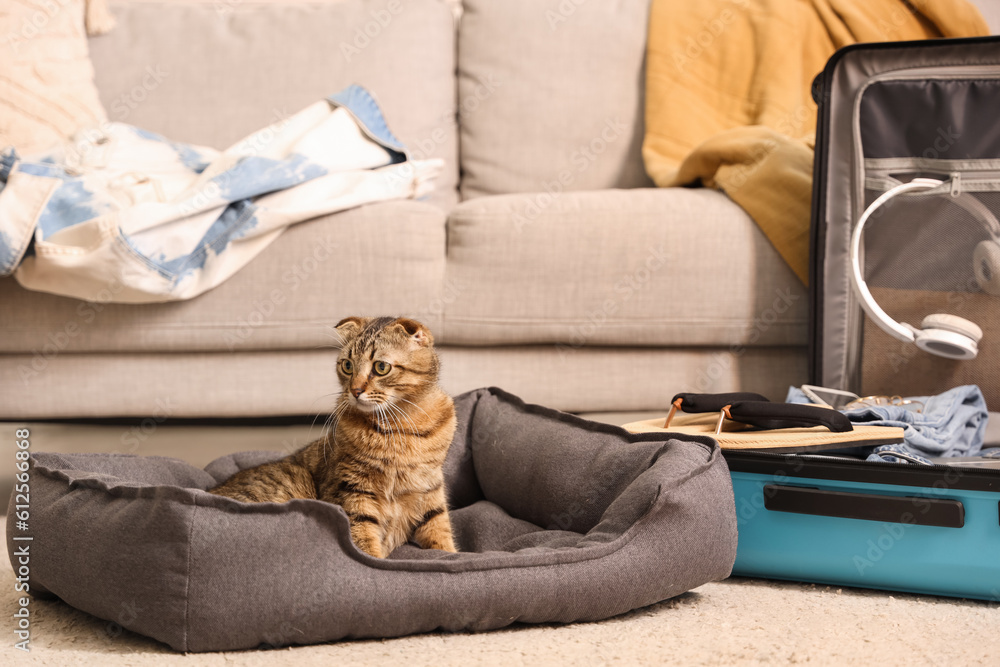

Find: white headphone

[850,177,998,360]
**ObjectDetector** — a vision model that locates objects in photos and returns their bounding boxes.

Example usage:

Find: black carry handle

[764,485,965,528]
[665,392,852,433]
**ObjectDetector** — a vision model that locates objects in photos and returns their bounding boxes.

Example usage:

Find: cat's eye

[340,359,353,374]
[373,360,391,376]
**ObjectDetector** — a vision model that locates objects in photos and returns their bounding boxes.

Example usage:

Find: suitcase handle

[763,484,965,528]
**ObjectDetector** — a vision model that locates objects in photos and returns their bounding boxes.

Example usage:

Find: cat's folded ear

[392,317,434,348]
[334,316,367,343]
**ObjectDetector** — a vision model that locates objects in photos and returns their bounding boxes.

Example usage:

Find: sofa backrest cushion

[458,0,654,199]
[89,0,458,207]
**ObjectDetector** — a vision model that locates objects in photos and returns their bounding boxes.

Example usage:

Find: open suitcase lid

[808,36,1000,407]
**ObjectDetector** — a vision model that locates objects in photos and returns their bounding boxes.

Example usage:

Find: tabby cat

[209,316,457,558]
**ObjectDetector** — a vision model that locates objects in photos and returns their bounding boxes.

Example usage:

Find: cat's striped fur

[209,316,457,558]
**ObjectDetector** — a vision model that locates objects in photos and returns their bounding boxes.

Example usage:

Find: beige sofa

[0,0,812,419]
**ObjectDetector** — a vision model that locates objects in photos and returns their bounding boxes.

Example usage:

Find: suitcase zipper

[852,65,1000,210]
[724,448,1000,492]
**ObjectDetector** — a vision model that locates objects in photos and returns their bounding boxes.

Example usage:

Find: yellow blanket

[643,0,989,284]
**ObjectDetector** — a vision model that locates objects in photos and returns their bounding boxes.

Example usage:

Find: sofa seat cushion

[441,188,808,348]
[90,0,458,207]
[11,387,738,651]
[0,200,447,355]
[0,345,807,419]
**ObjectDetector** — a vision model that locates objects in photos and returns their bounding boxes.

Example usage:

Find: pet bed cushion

[7,388,737,652]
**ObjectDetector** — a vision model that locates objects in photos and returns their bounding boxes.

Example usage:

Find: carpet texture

[3,515,996,665]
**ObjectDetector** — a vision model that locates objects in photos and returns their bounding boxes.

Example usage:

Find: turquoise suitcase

[725,450,1000,600]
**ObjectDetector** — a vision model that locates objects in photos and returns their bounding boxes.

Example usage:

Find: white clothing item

[0,86,441,303]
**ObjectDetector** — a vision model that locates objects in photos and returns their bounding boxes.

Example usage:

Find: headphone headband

[850,177,993,360]
[850,178,943,345]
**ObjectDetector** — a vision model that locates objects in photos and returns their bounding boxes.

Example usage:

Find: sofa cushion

[441,188,808,348]
[0,345,807,419]
[89,0,458,207]
[0,200,447,355]
[457,0,654,199]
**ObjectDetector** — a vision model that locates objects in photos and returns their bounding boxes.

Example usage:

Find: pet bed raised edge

[7,387,737,651]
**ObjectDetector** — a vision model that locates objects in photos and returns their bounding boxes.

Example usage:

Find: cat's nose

[352,386,364,398]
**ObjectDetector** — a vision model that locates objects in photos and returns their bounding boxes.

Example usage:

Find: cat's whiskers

[382,404,408,454]
[395,397,432,422]
[375,403,392,434]
[325,324,346,341]
[384,400,416,432]
[384,400,421,440]
[306,390,348,441]
[376,400,406,453]
[321,400,349,465]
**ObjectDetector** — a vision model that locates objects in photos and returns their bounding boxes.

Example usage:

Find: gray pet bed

[7,388,737,652]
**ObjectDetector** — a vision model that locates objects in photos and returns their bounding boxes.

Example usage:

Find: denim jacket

[0,85,441,302]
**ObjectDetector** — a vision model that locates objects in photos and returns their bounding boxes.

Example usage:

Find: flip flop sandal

[624,392,905,453]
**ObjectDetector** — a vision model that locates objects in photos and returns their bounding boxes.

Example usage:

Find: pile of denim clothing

[787,384,993,464]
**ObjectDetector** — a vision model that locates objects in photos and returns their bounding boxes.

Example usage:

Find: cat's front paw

[355,539,385,559]
[349,523,385,558]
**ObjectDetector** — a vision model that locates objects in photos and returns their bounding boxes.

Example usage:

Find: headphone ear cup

[914,314,981,359]
[973,240,1000,296]
[920,313,983,343]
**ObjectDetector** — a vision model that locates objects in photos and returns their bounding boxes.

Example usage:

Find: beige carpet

[2,540,997,666]
[3,422,998,664]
